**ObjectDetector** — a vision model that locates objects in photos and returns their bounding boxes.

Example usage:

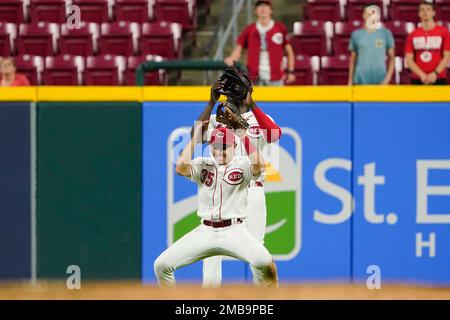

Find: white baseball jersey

[189,155,258,221]
[207,111,271,183]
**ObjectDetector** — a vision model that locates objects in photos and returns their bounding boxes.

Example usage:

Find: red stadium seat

[59,22,99,56]
[399,56,412,84]
[0,22,17,56]
[84,55,126,85]
[114,0,153,23]
[0,0,24,24]
[436,0,450,22]
[154,0,197,44]
[42,55,84,85]
[140,21,182,59]
[382,21,415,57]
[30,0,67,23]
[17,22,60,56]
[287,55,320,85]
[99,22,140,56]
[291,21,333,56]
[346,0,385,21]
[333,20,363,55]
[390,0,422,24]
[14,55,44,85]
[72,0,110,23]
[304,0,343,22]
[124,55,168,85]
[319,55,349,85]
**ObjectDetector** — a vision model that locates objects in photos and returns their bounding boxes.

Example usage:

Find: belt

[203,218,243,228]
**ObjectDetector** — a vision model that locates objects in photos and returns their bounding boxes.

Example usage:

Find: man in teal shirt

[348,4,396,85]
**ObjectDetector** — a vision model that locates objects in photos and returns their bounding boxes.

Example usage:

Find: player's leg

[245,185,267,243]
[246,185,277,284]
[220,223,277,286]
[154,224,216,287]
[202,256,223,288]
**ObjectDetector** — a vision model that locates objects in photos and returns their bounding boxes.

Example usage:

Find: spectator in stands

[348,4,395,85]
[224,0,296,86]
[405,1,450,85]
[0,57,30,86]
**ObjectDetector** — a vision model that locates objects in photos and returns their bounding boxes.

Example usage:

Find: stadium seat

[140,21,182,59]
[390,0,422,24]
[291,21,333,56]
[0,0,24,24]
[84,55,126,85]
[288,55,320,85]
[382,21,415,57]
[72,0,111,23]
[436,0,450,22]
[304,0,343,22]
[346,0,385,21]
[14,55,44,85]
[17,22,60,56]
[30,0,67,23]
[333,20,363,55]
[124,55,168,85]
[319,55,349,85]
[154,0,197,44]
[99,22,140,56]
[59,22,99,56]
[42,55,84,85]
[399,57,412,84]
[114,0,154,23]
[0,22,17,56]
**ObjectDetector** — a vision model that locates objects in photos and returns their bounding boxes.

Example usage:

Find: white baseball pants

[202,186,267,287]
[154,222,274,287]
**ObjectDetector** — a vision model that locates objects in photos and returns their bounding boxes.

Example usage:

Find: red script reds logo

[224,169,244,185]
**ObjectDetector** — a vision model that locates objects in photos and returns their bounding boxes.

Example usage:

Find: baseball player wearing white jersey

[191,82,282,287]
[154,127,277,287]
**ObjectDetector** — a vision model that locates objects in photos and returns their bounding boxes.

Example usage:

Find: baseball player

[154,126,278,287]
[191,81,282,288]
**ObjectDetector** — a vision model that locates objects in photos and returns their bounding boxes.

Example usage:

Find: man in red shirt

[405,1,450,85]
[224,0,296,86]
[0,57,30,86]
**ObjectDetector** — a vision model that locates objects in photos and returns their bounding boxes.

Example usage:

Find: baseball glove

[216,102,249,130]
[218,65,253,102]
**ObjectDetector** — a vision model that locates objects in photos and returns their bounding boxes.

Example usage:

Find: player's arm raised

[190,80,223,143]
[244,92,282,143]
[236,129,265,178]
[175,137,195,177]
[177,121,204,177]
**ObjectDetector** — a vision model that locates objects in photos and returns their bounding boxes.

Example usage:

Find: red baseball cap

[255,0,272,7]
[209,127,236,147]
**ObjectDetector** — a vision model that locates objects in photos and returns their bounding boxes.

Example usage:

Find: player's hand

[210,81,223,104]
[285,73,296,84]
[426,72,437,84]
[243,91,255,108]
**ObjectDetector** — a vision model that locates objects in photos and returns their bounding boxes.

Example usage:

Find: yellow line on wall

[0,87,36,101]
[36,86,143,102]
[0,86,449,102]
[353,86,450,102]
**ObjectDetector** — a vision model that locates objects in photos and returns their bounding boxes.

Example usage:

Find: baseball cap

[209,127,236,147]
[255,0,272,7]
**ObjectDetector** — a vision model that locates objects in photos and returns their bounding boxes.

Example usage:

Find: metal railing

[135,60,246,86]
